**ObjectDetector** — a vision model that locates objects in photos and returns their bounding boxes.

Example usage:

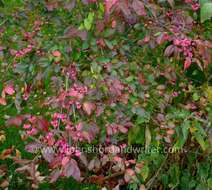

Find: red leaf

[6,116,24,127]
[132,0,146,16]
[0,147,13,160]
[36,117,50,132]
[138,73,145,85]
[156,33,170,45]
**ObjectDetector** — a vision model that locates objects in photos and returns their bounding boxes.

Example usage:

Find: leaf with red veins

[132,0,146,16]
[0,98,6,105]
[83,102,96,115]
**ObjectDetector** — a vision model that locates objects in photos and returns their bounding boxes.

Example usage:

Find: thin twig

[145,154,168,189]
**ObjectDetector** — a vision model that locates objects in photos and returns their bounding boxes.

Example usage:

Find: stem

[145,155,168,189]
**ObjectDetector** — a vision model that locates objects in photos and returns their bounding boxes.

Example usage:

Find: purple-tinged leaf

[164,45,174,57]
[132,0,146,16]
[41,147,55,163]
[25,142,42,153]
[63,159,80,181]
[49,169,61,183]
[63,26,87,41]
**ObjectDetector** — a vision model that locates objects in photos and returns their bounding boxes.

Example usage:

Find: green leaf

[200,0,212,6]
[207,178,212,189]
[192,92,200,101]
[84,19,91,30]
[194,132,207,151]
[173,121,190,149]
[145,126,151,150]
[83,12,94,30]
[140,164,149,181]
[201,3,212,23]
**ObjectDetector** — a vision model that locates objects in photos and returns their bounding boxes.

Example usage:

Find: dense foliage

[0,0,212,189]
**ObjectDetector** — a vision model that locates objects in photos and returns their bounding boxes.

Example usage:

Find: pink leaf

[164,45,174,57]
[6,116,24,127]
[50,169,61,183]
[156,33,170,45]
[184,57,192,70]
[4,84,15,95]
[76,122,83,131]
[62,156,70,166]
[0,98,6,105]
[82,102,96,115]
[52,50,61,57]
[124,169,136,183]
[118,125,128,134]
[105,0,119,14]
